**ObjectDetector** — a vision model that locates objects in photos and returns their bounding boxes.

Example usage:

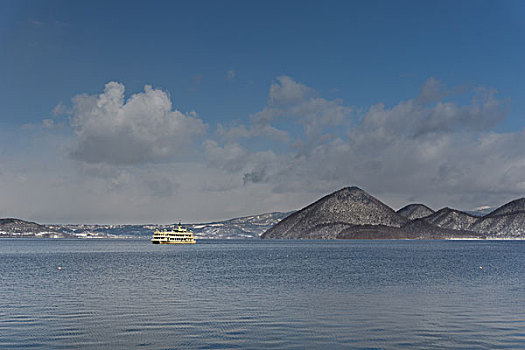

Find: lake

[1,239,524,349]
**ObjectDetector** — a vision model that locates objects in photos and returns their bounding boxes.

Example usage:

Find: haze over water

[1,239,524,349]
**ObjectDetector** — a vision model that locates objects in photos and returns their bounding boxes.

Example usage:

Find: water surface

[1,239,524,349]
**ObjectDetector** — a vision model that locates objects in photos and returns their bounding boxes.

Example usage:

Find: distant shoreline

[3,236,525,241]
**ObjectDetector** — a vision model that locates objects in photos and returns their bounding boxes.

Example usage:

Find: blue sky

[1,1,524,223]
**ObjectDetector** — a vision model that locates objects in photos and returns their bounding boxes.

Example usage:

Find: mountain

[470,212,525,238]
[337,219,482,239]
[420,199,525,238]
[3,194,525,240]
[484,198,525,217]
[422,208,480,231]
[397,204,435,220]
[467,198,525,237]
[261,187,408,239]
[57,212,292,239]
[188,212,293,238]
[1,212,292,239]
[400,218,482,239]
[0,218,47,233]
[0,218,71,238]
[262,187,524,239]
[465,206,494,217]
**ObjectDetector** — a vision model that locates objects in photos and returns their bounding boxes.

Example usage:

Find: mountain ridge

[2,190,525,239]
[0,212,292,239]
[263,187,408,239]
[262,188,525,239]
[397,203,435,220]
[485,198,525,218]
[422,207,480,231]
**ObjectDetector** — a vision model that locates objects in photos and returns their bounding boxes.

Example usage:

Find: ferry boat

[151,222,196,244]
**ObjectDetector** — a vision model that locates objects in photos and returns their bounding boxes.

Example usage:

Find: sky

[1,0,524,224]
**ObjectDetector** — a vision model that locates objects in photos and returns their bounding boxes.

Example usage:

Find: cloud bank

[207,76,523,209]
[70,82,206,165]
[2,77,523,223]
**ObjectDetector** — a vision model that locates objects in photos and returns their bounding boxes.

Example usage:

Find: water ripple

[1,239,525,348]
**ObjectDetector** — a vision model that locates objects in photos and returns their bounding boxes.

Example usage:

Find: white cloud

[2,76,523,224]
[204,139,281,185]
[217,76,352,154]
[360,86,507,140]
[269,75,315,107]
[204,140,250,173]
[205,77,524,211]
[417,77,448,104]
[69,82,206,165]
[267,76,352,136]
[216,120,290,143]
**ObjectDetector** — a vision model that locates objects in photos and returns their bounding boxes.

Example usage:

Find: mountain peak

[397,203,435,220]
[329,186,367,199]
[261,186,407,239]
[339,186,364,193]
[262,188,525,239]
[487,198,525,217]
[423,207,479,231]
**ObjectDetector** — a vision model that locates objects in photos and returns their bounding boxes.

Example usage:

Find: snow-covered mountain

[262,188,525,239]
[420,199,525,238]
[397,204,435,220]
[2,191,525,240]
[0,212,293,239]
[262,187,409,239]
[422,208,480,231]
[188,212,293,239]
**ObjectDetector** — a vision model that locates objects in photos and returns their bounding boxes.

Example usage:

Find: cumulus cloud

[204,139,281,182]
[6,76,522,224]
[269,75,316,107]
[360,85,507,140]
[216,121,290,143]
[266,76,351,138]
[204,140,250,173]
[69,82,206,165]
[217,76,352,154]
[205,76,524,210]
